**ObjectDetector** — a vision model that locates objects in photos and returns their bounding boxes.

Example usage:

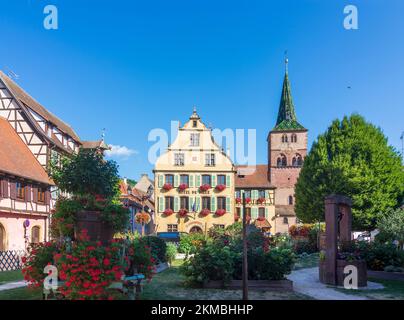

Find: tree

[376,208,404,249]
[295,114,404,230]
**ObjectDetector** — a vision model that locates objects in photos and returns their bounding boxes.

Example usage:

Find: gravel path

[287,267,383,300]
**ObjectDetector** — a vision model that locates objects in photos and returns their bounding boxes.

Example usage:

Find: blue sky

[1,0,403,180]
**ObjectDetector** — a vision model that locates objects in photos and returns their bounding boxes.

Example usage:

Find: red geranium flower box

[162,183,173,191]
[178,183,188,191]
[200,208,210,217]
[178,208,188,217]
[215,209,226,217]
[163,208,174,216]
[215,184,226,192]
[245,197,251,204]
[257,197,265,204]
[199,184,211,192]
[236,197,241,204]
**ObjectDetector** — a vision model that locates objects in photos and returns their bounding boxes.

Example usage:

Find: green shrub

[142,236,167,263]
[356,241,404,270]
[293,239,317,255]
[166,243,177,264]
[178,233,206,255]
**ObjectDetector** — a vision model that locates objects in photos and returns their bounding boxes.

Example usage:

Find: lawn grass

[0,270,24,285]
[141,259,311,300]
[293,253,319,270]
[0,286,41,300]
[335,277,404,300]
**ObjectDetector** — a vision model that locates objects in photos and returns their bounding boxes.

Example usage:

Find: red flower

[215,209,226,216]
[103,258,110,266]
[178,208,188,217]
[215,184,226,192]
[235,197,241,204]
[257,197,265,204]
[162,183,173,191]
[178,183,188,191]
[163,208,174,216]
[200,208,210,217]
[199,184,211,192]
[245,197,251,204]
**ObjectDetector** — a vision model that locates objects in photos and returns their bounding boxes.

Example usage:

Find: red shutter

[32,187,38,203]
[9,182,16,200]
[45,190,51,205]
[25,186,32,202]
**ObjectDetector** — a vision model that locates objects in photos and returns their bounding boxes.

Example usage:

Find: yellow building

[154,109,236,234]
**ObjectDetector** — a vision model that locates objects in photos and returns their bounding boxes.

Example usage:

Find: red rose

[103,258,110,266]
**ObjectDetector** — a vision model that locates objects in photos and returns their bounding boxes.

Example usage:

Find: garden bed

[203,279,293,291]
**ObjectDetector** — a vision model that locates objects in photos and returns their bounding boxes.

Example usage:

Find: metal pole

[242,191,248,300]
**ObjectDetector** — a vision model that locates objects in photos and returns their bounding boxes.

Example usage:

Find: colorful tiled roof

[0,117,53,185]
[273,72,306,132]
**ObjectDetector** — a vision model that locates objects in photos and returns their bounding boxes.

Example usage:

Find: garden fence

[0,250,25,271]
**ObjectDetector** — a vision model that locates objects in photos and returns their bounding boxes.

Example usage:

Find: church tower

[267,59,307,226]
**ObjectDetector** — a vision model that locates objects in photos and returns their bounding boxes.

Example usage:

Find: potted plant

[215,209,226,217]
[257,197,265,204]
[199,184,211,192]
[245,197,251,204]
[200,208,210,217]
[164,208,174,216]
[178,183,188,191]
[50,150,128,245]
[178,208,188,218]
[163,183,173,191]
[215,184,226,192]
[235,197,241,204]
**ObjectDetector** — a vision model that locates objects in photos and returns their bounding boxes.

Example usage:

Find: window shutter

[188,197,194,211]
[196,197,201,212]
[174,174,179,187]
[174,197,179,212]
[25,186,32,202]
[211,196,216,212]
[241,207,244,218]
[157,175,163,188]
[2,180,9,198]
[252,207,258,219]
[189,175,194,187]
[32,187,38,203]
[159,197,164,212]
[265,190,270,199]
[211,175,216,187]
[226,197,231,212]
[226,174,231,187]
[9,182,16,200]
[265,207,269,219]
[196,175,201,187]
[45,190,51,205]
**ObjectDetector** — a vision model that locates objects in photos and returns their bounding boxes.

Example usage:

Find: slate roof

[0,116,53,185]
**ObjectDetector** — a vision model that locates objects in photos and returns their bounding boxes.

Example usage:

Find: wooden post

[242,191,248,300]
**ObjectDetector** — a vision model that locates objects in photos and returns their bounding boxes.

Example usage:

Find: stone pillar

[324,195,339,285]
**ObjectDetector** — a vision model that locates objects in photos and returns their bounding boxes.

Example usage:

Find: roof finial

[193,105,197,114]
[101,128,106,142]
[284,50,289,74]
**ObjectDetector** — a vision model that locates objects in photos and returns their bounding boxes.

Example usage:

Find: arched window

[288,195,294,205]
[295,154,303,167]
[283,217,289,224]
[31,226,40,244]
[281,134,288,143]
[277,154,287,167]
[291,134,297,143]
[0,223,5,251]
[292,157,297,166]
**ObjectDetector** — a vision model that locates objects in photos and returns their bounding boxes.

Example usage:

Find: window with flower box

[202,197,211,210]
[167,224,178,232]
[165,174,174,185]
[180,197,189,210]
[258,190,266,198]
[165,196,174,210]
[180,174,189,185]
[217,197,226,210]
[217,175,226,185]
[202,175,211,186]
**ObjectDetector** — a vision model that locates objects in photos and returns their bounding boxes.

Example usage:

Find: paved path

[0,280,27,292]
[287,267,383,300]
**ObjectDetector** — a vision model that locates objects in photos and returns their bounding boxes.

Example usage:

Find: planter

[203,279,293,291]
[74,210,114,245]
[319,259,367,287]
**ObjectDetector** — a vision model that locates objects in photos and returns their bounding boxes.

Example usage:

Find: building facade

[154,109,236,234]
[0,71,107,251]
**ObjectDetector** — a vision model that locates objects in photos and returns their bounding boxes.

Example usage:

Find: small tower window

[291,134,297,143]
[288,195,293,205]
[282,134,288,143]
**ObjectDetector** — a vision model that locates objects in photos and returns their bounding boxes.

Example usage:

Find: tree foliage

[295,114,404,230]
[376,208,404,248]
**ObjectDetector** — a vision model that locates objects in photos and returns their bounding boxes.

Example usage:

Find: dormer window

[193,120,197,128]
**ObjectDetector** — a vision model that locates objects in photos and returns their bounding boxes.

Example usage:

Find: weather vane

[284,50,289,73]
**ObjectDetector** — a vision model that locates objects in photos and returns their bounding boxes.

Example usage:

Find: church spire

[273,59,305,131]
